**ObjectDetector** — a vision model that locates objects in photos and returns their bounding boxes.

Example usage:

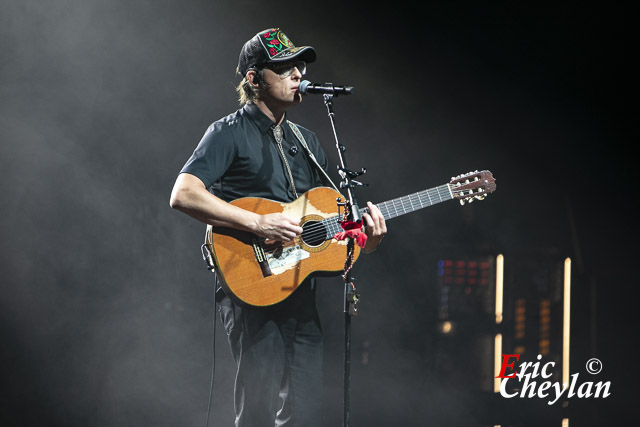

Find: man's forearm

[169,173,259,232]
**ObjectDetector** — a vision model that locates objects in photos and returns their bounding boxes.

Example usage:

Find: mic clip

[340,179,368,189]
[338,167,368,189]
[338,167,367,178]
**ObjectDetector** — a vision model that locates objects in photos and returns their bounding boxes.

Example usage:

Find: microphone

[298,80,354,96]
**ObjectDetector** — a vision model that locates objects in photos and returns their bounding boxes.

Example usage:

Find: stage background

[1,1,634,426]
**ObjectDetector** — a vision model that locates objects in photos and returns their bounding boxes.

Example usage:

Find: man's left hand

[362,201,387,253]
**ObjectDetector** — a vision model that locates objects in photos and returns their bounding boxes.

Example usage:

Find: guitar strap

[287,120,340,193]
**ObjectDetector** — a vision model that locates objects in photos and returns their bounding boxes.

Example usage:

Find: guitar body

[206,187,361,307]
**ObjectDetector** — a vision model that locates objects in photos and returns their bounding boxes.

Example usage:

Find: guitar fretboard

[362,183,454,220]
[319,183,453,239]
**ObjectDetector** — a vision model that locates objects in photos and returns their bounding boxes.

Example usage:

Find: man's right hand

[254,213,303,242]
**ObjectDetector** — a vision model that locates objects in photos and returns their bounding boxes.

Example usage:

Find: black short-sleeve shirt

[180,103,329,203]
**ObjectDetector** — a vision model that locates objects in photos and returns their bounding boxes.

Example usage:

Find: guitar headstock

[450,170,496,205]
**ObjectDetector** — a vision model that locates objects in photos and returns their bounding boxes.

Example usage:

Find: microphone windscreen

[298,80,311,94]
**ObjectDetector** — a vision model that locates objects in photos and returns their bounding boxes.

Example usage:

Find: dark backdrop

[1,1,635,426]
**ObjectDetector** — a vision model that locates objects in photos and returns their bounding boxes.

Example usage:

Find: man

[170,28,386,426]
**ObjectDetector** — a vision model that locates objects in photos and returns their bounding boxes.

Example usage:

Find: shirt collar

[243,103,289,136]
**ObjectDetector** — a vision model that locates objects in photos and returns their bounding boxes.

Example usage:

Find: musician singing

[170,28,386,426]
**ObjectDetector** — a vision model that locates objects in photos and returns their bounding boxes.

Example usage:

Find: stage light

[495,254,504,324]
[563,258,571,390]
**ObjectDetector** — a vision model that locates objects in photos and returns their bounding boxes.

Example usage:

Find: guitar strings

[254,181,488,253]
[295,185,456,243]
[296,181,493,244]
[274,182,489,245]
[296,186,455,243]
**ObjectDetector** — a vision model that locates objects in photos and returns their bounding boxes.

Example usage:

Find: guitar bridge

[252,238,273,277]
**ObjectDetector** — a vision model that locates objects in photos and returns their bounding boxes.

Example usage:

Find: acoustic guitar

[205,170,496,306]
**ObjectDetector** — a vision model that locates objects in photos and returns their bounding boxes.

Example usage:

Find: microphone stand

[321,92,366,427]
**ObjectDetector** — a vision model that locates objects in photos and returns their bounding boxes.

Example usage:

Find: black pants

[219,280,323,427]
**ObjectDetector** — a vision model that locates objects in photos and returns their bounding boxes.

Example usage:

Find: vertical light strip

[494,333,502,393]
[562,418,569,427]
[563,258,571,389]
[494,254,504,394]
[495,254,504,324]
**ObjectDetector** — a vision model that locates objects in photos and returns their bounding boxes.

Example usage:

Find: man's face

[260,61,306,107]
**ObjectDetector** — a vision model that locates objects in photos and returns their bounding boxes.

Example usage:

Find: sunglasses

[266,61,307,78]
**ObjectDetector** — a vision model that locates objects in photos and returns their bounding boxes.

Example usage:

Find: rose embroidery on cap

[259,28,295,58]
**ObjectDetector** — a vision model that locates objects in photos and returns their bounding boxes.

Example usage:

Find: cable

[201,243,218,427]
[204,286,217,427]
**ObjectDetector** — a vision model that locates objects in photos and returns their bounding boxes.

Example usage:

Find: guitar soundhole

[301,220,327,247]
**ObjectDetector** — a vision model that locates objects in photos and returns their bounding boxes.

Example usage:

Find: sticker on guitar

[265,245,311,275]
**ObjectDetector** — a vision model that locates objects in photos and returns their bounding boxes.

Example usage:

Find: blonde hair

[235,67,269,105]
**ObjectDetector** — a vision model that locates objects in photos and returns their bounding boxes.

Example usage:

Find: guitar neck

[319,183,454,240]
[360,183,454,220]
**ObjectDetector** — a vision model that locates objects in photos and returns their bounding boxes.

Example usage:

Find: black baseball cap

[237,28,317,76]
